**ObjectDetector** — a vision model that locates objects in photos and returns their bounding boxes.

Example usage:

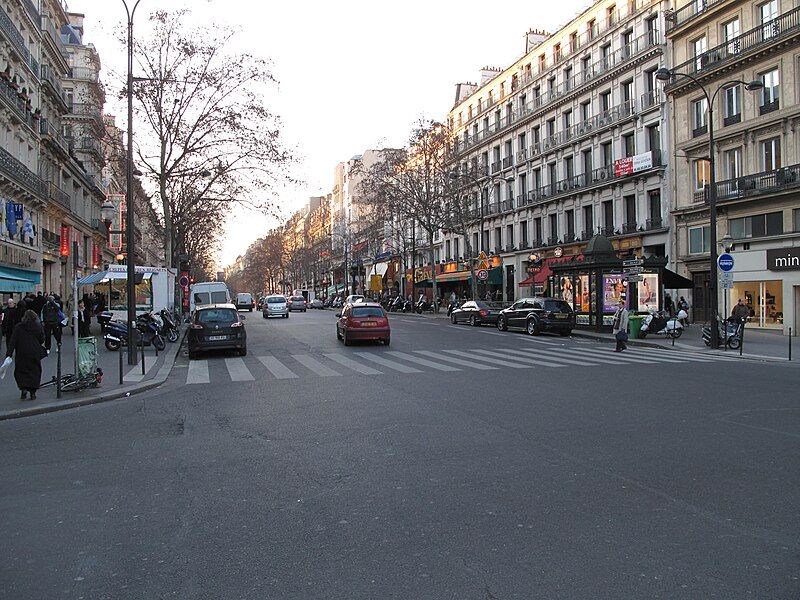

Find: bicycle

[39,368,104,392]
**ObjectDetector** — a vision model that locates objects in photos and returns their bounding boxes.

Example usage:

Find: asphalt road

[1,308,798,599]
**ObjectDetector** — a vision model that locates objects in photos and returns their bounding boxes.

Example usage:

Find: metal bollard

[56,343,62,399]
[118,340,123,385]
[739,322,745,357]
[790,327,793,361]
[672,317,676,347]
[140,333,146,376]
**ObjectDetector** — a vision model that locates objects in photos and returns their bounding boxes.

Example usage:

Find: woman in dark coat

[6,309,45,400]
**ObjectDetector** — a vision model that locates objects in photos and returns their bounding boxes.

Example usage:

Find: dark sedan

[188,304,247,359]
[450,300,502,326]
[496,297,574,336]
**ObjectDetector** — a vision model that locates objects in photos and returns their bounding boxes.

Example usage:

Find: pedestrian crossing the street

[182,343,742,386]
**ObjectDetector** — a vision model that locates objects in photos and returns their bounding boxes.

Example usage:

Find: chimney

[479,66,502,86]
[525,28,549,53]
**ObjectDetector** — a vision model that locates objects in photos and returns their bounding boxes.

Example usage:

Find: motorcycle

[104,312,166,352]
[639,309,686,339]
[388,296,404,312]
[415,298,436,314]
[159,308,180,343]
[702,317,742,349]
[402,297,414,313]
[447,300,457,317]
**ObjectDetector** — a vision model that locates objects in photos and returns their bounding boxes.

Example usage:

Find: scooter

[104,313,166,352]
[415,298,436,314]
[159,308,180,343]
[447,300,457,317]
[402,297,414,313]
[639,309,686,339]
[702,317,742,349]
[388,296,403,312]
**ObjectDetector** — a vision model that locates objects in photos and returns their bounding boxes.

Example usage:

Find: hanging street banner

[60,225,70,256]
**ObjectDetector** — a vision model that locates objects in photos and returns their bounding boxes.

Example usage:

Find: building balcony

[502,156,513,170]
[692,124,708,138]
[667,7,800,88]
[760,99,780,116]
[45,180,71,209]
[723,113,741,127]
[599,226,616,237]
[640,90,660,111]
[645,217,664,230]
[546,236,559,247]
[581,229,594,240]
[21,0,40,24]
[665,0,727,33]
[516,149,527,165]
[77,136,103,158]
[39,118,70,156]
[0,75,36,129]
[563,232,577,243]
[0,146,45,198]
[0,4,32,66]
[501,199,515,212]
[40,64,70,109]
[68,102,104,130]
[491,161,501,174]
[40,14,69,62]
[68,66,100,83]
[622,222,639,234]
[712,162,800,204]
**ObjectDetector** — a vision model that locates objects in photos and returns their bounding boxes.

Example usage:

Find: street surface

[1,309,798,599]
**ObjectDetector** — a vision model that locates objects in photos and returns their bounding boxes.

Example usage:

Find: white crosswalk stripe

[569,347,673,365]
[292,354,341,377]
[124,355,157,382]
[578,346,688,364]
[225,357,254,381]
[356,352,422,373]
[468,348,567,368]
[414,350,498,370]
[385,351,461,372]
[443,349,532,369]
[494,347,608,367]
[324,353,383,375]
[186,359,209,384]
[520,346,623,366]
[256,355,298,379]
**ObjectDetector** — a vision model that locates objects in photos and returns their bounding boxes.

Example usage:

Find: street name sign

[622,258,643,268]
[627,274,643,282]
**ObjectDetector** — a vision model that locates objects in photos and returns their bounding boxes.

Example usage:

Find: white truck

[190,281,232,313]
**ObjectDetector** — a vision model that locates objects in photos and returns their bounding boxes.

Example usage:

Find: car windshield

[351,307,384,317]
[267,297,286,304]
[197,308,238,324]
[544,300,573,312]
[193,292,209,304]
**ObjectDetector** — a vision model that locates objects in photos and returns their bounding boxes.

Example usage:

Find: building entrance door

[692,271,710,323]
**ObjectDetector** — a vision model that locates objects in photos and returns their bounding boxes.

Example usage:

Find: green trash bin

[628,315,645,339]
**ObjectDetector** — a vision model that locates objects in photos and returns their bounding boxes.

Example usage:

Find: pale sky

[67,0,590,267]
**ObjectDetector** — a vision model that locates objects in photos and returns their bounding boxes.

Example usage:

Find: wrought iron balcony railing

[46,180,71,208]
[0,146,46,197]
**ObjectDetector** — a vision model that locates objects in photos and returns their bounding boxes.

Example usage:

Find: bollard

[140,333,146,376]
[790,327,793,361]
[739,322,745,357]
[118,340,124,385]
[672,316,677,347]
[56,343,62,399]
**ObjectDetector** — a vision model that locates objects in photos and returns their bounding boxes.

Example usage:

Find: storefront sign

[59,225,70,256]
[613,151,653,177]
[766,248,800,271]
[92,242,101,268]
[636,273,658,311]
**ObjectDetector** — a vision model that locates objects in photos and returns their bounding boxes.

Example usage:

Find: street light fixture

[655,68,763,349]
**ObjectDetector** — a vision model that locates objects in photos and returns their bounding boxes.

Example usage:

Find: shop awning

[0,266,40,293]
[368,262,389,277]
[518,276,535,286]
[78,270,151,286]
[663,268,693,289]
[436,270,472,282]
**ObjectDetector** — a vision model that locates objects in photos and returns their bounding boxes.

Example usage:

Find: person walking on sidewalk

[731,298,750,324]
[6,309,45,400]
[40,294,63,352]
[612,300,629,352]
[2,298,19,351]
[77,299,91,337]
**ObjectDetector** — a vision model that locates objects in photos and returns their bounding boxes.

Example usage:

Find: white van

[236,292,254,311]
[190,281,231,313]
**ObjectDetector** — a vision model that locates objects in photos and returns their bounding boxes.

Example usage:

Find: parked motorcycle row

[639,309,688,339]
[97,308,180,352]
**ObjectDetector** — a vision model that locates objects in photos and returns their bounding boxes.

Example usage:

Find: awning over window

[368,262,389,277]
[435,270,472,282]
[0,266,40,293]
[663,268,693,289]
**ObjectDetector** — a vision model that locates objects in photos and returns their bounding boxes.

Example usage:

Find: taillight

[347,318,359,327]
[231,321,243,328]
[479,309,488,317]
[190,323,203,330]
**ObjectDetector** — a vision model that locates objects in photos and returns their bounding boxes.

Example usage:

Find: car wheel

[469,315,477,327]
[526,318,541,336]
[188,350,197,360]
[639,331,647,339]
[671,328,683,339]
[497,316,507,331]
[451,314,457,324]
[336,326,342,340]
[383,337,390,346]
[262,313,267,319]
[239,347,247,357]
[343,331,351,346]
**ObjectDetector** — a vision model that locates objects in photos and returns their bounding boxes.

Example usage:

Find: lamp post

[121,0,144,365]
[655,68,763,349]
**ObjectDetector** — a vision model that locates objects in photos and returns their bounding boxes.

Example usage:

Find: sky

[67,0,590,267]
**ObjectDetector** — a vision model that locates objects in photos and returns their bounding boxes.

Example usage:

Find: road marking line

[415,350,498,370]
[479,330,506,337]
[626,348,716,363]
[324,353,383,375]
[225,357,254,381]
[469,348,566,368]
[493,347,607,367]
[443,349,532,369]
[186,359,210,384]
[631,348,733,362]
[123,356,157,382]
[563,347,664,365]
[385,351,461,372]
[577,346,685,364]
[514,346,622,365]
[292,354,341,377]
[356,352,422,373]
[256,355,299,379]
[516,335,561,345]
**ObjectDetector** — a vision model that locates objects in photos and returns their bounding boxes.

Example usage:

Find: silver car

[262,295,289,319]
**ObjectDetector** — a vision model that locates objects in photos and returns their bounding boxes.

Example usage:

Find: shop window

[729,211,783,239]
[729,280,782,328]
[689,225,710,254]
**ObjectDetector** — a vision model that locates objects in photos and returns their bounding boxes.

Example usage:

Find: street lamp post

[122,0,143,365]
[655,68,763,349]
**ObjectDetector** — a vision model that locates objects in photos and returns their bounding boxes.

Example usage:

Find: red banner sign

[60,226,70,257]
[92,242,101,268]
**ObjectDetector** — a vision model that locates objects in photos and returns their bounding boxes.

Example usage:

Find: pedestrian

[5,309,45,400]
[77,300,91,337]
[40,294,63,352]
[31,291,45,315]
[2,298,21,350]
[664,293,675,317]
[450,291,457,304]
[612,299,629,352]
[731,298,750,325]
[677,296,689,326]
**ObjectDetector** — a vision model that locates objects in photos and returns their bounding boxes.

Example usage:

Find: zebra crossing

[182,344,741,385]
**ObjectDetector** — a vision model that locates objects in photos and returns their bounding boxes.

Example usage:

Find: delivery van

[190,281,231,313]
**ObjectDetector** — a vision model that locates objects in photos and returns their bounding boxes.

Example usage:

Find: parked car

[288,295,307,312]
[345,294,365,305]
[262,295,289,318]
[236,292,254,311]
[496,297,575,336]
[188,304,246,359]
[450,300,502,326]
[310,298,324,309]
[336,302,390,346]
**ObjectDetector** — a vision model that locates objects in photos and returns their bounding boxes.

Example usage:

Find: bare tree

[128,9,291,268]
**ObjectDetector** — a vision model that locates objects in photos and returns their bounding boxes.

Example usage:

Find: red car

[336,302,390,346]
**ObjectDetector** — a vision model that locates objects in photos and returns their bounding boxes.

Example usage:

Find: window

[549,213,558,241]
[600,44,612,69]
[761,69,779,113]
[564,155,574,179]
[622,133,635,157]
[473,232,479,254]
[534,217,543,243]
[689,225,710,254]
[532,125,540,144]
[761,137,781,170]
[603,200,614,229]
[565,209,575,239]
[647,124,660,151]
[587,18,596,40]
[760,0,778,39]
[518,132,526,152]
[724,85,741,124]
[547,118,556,137]
[794,208,800,232]
[569,31,577,52]
[693,36,707,70]
[580,100,591,122]
[520,221,529,245]
[694,159,710,191]
[622,80,634,104]
[548,162,557,185]
[624,194,636,226]
[563,109,572,131]
[601,141,613,166]
[600,90,611,112]
[454,238,460,259]
[729,212,783,239]
[519,173,528,195]
[583,205,594,236]
[564,66,573,91]
[582,149,593,175]
[581,55,591,78]
[723,18,740,53]
[532,167,542,189]
[724,148,741,180]
[692,98,708,134]
[494,227,502,251]
[648,190,662,225]
[621,29,633,56]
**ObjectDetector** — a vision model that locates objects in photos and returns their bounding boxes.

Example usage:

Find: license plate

[555,313,567,319]
[208,335,227,341]
[361,321,377,327]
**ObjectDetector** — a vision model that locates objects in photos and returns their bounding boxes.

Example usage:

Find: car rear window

[210,291,228,303]
[544,300,573,313]
[193,292,210,304]
[198,308,238,323]
[267,297,286,304]
[351,307,384,317]
[291,297,305,302]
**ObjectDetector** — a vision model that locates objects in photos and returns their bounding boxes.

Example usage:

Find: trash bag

[77,337,97,378]
[0,356,12,379]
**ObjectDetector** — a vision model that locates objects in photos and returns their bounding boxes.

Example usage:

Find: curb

[0,328,186,421]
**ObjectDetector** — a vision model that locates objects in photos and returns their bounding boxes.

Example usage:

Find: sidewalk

[0,322,184,420]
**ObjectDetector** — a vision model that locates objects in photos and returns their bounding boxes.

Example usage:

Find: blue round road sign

[717,253,735,272]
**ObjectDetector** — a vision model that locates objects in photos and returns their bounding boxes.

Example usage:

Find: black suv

[496,297,575,336]
[188,304,247,359]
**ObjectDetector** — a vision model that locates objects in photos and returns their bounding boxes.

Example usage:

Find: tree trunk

[428,230,438,312]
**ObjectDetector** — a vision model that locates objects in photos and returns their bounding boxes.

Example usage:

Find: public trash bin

[628,315,645,339]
